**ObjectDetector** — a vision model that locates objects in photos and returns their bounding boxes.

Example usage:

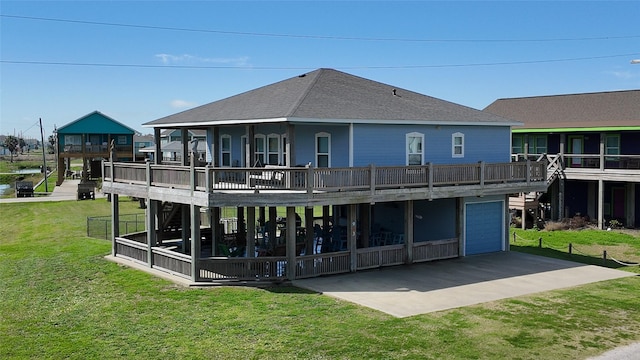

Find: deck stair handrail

[539,153,563,184]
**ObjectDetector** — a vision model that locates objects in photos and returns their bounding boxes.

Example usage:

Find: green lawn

[1,200,639,359]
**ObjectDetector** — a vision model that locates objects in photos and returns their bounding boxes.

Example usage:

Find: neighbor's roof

[484,90,640,131]
[144,68,518,128]
[139,140,206,153]
[57,111,136,135]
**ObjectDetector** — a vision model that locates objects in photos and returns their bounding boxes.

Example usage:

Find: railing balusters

[106,161,546,193]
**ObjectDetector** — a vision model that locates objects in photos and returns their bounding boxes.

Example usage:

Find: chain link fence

[87,213,146,240]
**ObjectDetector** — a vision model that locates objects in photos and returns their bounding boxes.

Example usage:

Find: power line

[2,14,640,43]
[2,53,640,70]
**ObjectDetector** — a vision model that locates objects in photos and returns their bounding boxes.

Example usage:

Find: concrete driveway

[293,252,636,318]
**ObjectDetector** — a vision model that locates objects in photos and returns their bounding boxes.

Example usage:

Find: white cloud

[155,53,250,67]
[605,70,638,80]
[170,99,197,109]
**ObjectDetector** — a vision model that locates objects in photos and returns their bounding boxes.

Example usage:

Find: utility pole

[39,118,48,192]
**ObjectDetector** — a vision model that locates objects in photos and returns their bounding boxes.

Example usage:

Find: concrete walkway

[293,252,636,318]
[0,179,104,203]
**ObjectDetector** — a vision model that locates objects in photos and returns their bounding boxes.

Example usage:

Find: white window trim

[406,132,424,165]
[452,132,464,158]
[315,132,331,167]
[220,134,232,167]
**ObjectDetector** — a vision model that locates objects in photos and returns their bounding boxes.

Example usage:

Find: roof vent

[299,73,307,78]
[392,89,398,96]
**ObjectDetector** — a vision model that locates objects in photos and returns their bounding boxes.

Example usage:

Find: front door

[568,136,584,167]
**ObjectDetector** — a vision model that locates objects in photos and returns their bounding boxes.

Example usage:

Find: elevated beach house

[56,111,136,185]
[485,90,640,229]
[103,68,547,284]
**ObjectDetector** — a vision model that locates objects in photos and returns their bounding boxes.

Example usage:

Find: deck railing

[413,238,459,262]
[117,231,461,282]
[296,251,351,279]
[115,237,148,264]
[151,247,192,278]
[104,160,546,193]
[199,256,288,281]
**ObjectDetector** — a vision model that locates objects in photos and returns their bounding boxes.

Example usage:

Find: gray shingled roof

[144,68,517,127]
[484,90,640,129]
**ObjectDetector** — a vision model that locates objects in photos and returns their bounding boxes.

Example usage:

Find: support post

[268,207,277,251]
[247,207,256,258]
[307,165,314,194]
[369,163,376,198]
[360,204,370,248]
[405,200,414,264]
[598,179,604,229]
[286,207,297,280]
[305,207,314,255]
[190,204,201,282]
[211,207,221,256]
[111,194,119,256]
[181,128,189,166]
[147,199,157,267]
[348,204,358,272]
[153,128,161,164]
[181,204,189,253]
[428,162,433,200]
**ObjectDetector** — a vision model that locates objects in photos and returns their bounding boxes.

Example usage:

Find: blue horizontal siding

[353,124,511,166]
[203,122,511,168]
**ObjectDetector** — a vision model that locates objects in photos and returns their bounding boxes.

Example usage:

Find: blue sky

[1,1,639,140]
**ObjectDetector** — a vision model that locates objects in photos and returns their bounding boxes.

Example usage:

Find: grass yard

[511,228,640,275]
[1,200,639,359]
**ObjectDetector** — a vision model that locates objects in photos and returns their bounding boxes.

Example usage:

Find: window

[316,132,330,167]
[220,135,231,167]
[527,135,547,155]
[117,135,127,145]
[254,135,265,166]
[512,135,524,155]
[406,132,423,165]
[452,132,464,158]
[64,135,82,146]
[267,134,280,165]
[605,134,620,161]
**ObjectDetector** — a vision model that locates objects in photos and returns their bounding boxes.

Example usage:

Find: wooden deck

[103,161,548,207]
